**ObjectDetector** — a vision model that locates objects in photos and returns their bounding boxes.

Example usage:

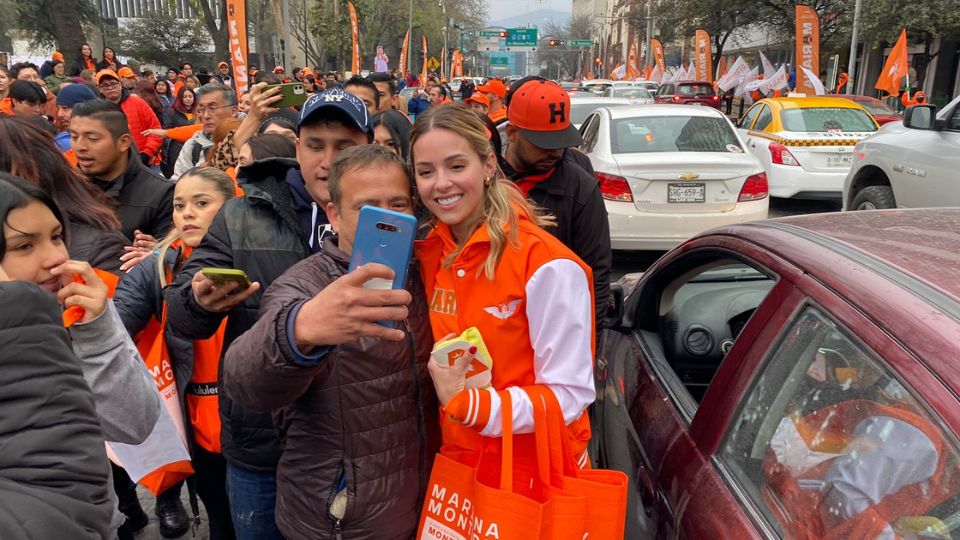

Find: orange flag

[795,5,820,93]
[651,39,666,73]
[225,0,249,96]
[420,35,428,83]
[875,29,908,96]
[626,42,641,79]
[717,56,728,81]
[348,1,360,74]
[695,29,713,82]
[399,30,410,76]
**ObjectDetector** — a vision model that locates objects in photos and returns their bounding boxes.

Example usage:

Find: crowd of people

[0,42,613,540]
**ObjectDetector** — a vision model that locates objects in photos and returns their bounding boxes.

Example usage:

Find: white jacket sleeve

[172,138,197,181]
[478,258,596,438]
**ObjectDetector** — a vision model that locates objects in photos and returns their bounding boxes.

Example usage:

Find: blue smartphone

[348,206,418,327]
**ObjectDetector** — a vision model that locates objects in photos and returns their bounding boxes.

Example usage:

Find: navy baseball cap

[298,88,372,133]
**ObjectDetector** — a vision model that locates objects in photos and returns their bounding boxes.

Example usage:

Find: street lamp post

[439,0,448,79]
[847,0,863,94]
[407,0,413,76]
[645,0,654,66]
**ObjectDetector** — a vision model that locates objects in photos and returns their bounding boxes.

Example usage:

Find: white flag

[686,61,696,80]
[611,63,626,80]
[717,56,749,92]
[744,64,788,94]
[735,66,759,98]
[799,65,825,95]
[768,64,789,91]
[759,52,776,79]
[650,65,663,84]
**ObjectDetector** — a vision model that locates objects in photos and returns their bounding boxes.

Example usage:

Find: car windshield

[614,88,652,100]
[610,115,741,153]
[781,108,877,132]
[678,84,714,96]
[571,102,628,125]
[584,84,611,94]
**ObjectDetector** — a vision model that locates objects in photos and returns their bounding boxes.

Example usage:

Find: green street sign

[490,56,509,66]
[479,30,502,37]
[506,28,538,47]
[569,40,593,47]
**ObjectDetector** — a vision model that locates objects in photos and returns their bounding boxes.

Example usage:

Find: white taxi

[737,96,878,199]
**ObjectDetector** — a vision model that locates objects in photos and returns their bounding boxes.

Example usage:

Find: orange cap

[218,61,229,68]
[507,80,581,150]
[464,93,490,107]
[476,79,507,99]
[52,51,64,62]
[95,69,120,85]
[117,67,136,78]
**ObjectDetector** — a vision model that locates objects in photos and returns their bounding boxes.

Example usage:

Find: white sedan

[579,105,769,250]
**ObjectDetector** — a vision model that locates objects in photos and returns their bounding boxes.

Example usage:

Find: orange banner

[626,42,641,79]
[399,30,410,76]
[695,29,713,82]
[795,5,820,93]
[348,1,360,74]
[651,39,666,73]
[717,56,728,81]
[225,0,249,96]
[450,49,464,80]
[875,29,908,96]
[420,35,428,84]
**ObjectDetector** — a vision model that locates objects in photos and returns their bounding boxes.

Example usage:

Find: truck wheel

[851,186,896,210]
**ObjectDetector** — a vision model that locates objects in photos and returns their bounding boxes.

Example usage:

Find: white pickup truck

[843,95,960,210]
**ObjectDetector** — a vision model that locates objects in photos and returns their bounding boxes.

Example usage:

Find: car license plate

[668,183,706,203]
[827,155,853,167]
[691,102,702,106]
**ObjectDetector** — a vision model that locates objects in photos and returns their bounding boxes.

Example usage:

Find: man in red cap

[95,69,163,167]
[476,78,507,124]
[464,92,489,114]
[502,78,611,334]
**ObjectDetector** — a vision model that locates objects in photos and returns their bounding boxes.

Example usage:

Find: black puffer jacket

[89,147,174,241]
[0,282,114,539]
[223,239,440,540]
[68,221,129,276]
[166,158,326,472]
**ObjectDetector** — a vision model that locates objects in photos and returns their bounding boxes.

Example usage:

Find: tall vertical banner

[348,1,361,74]
[651,39,666,73]
[795,5,820,94]
[399,30,410,76]
[626,42,641,79]
[225,0,249,97]
[450,50,464,80]
[694,29,713,82]
[420,35,428,84]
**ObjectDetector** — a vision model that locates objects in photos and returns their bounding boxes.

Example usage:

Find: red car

[844,95,901,125]
[596,209,960,538]
[654,81,721,108]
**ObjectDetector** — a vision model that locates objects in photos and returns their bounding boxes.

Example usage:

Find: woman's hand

[133,230,158,250]
[249,82,284,121]
[52,260,108,323]
[427,333,473,406]
[141,128,167,138]
[119,246,151,272]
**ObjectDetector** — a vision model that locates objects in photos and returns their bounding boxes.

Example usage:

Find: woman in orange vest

[113,167,238,539]
[412,104,596,469]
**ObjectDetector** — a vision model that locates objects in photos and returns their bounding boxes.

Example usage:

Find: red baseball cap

[464,93,490,107]
[476,79,507,99]
[507,80,582,150]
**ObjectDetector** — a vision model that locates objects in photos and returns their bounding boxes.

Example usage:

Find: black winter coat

[68,221,129,276]
[502,151,612,330]
[90,147,174,241]
[166,158,322,471]
[223,240,440,539]
[0,282,114,539]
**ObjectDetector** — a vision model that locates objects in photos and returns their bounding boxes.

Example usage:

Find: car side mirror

[903,105,939,130]
[602,283,626,330]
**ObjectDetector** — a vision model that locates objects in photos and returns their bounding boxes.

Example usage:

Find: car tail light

[673,95,681,102]
[596,172,633,202]
[769,142,800,166]
[738,172,769,202]
[711,94,719,101]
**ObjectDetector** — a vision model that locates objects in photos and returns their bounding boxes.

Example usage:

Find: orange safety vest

[416,210,594,462]
[762,399,957,539]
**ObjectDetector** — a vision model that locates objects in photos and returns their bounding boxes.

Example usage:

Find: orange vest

[416,212,593,460]
[763,400,956,539]
[488,107,507,124]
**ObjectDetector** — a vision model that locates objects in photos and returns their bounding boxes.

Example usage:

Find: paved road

[612,197,842,280]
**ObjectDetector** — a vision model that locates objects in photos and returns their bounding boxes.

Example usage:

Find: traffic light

[549,39,558,47]
[595,57,602,65]
[499,31,508,38]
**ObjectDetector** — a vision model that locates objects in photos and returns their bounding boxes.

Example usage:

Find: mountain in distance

[487,9,571,30]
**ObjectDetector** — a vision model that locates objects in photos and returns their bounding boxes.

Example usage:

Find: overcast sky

[486,0,572,21]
